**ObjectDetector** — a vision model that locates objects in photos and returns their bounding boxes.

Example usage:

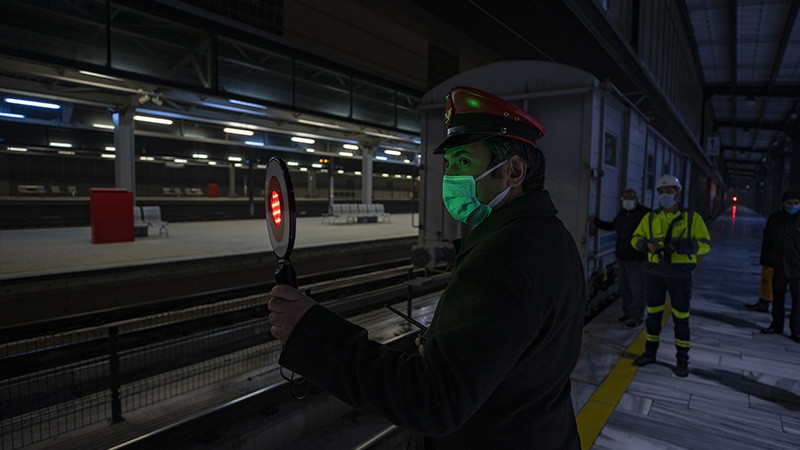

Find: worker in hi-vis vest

[630,174,711,377]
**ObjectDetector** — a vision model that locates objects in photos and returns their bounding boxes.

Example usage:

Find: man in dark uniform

[268,86,585,448]
[759,190,800,342]
[594,189,650,327]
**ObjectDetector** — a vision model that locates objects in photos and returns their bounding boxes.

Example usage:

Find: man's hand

[414,334,425,356]
[268,285,316,344]
[647,242,659,253]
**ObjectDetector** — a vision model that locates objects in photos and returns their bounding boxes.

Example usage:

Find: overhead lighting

[5,98,61,109]
[134,115,173,125]
[192,153,208,159]
[375,155,387,160]
[224,127,254,136]
[229,99,267,109]
[79,70,121,80]
[412,137,421,144]
[300,167,308,172]
[92,123,115,130]
[342,144,359,150]
[208,161,217,166]
[384,149,402,156]
[257,164,267,169]
[394,174,403,178]
[291,136,315,144]
[311,163,323,168]
[406,175,413,179]
[404,159,411,164]
[354,171,362,175]
[50,142,72,148]
[234,163,243,167]
[306,148,315,153]
[228,156,242,162]
[382,173,390,177]
[244,140,264,146]
[173,158,188,163]
[57,150,75,155]
[226,122,257,129]
[140,156,155,161]
[7,147,27,152]
[101,153,116,159]
[287,161,300,166]
[0,112,25,119]
[297,119,341,129]
[105,146,116,151]
[337,170,345,174]
[339,151,353,157]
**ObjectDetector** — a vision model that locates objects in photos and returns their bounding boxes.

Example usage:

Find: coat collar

[454,190,558,257]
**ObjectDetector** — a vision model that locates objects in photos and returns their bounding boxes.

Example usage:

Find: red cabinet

[90,188,134,244]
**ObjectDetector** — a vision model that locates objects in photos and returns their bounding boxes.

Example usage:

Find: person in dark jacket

[268,86,585,448]
[759,190,800,342]
[594,189,650,327]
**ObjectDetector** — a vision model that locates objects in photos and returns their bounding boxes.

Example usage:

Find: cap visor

[432,134,493,154]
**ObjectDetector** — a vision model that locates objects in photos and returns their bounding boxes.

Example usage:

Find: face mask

[658,193,677,209]
[442,160,511,226]
[622,200,636,211]
[785,205,800,215]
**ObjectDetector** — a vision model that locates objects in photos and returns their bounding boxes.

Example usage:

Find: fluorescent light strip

[227,122,258,130]
[101,153,116,159]
[375,155,387,160]
[339,151,353,157]
[50,142,72,148]
[343,144,359,150]
[381,173,389,177]
[228,156,242,162]
[208,161,217,165]
[224,127,254,136]
[105,146,116,151]
[234,163,243,167]
[192,153,208,159]
[384,149,402,156]
[140,156,155,161]
[337,170,345,174]
[354,171,362,175]
[5,98,61,109]
[244,141,264,146]
[58,150,75,155]
[311,163,323,168]
[8,147,27,152]
[92,123,115,130]
[133,115,173,125]
[174,158,188,163]
[306,148,315,153]
[291,137,315,144]
[297,119,341,128]
[287,161,300,166]
[79,70,120,80]
[299,167,308,172]
[229,99,267,109]
[0,112,25,119]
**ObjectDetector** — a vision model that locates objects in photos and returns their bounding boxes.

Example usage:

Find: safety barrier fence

[0,265,426,449]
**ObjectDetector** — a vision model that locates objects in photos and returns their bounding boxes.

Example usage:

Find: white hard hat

[656,174,682,191]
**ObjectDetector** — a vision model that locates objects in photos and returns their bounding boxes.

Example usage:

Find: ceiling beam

[705,84,800,98]
[714,120,788,132]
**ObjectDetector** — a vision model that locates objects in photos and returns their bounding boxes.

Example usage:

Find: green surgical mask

[442,160,510,226]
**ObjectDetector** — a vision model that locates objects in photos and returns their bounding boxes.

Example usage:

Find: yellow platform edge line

[575,297,671,450]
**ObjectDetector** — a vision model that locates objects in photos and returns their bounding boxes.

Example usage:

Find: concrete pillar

[112,107,136,197]
[307,170,316,198]
[229,164,236,196]
[328,158,335,212]
[361,146,376,204]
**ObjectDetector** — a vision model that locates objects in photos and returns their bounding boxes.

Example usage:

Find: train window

[646,154,655,190]
[603,133,617,167]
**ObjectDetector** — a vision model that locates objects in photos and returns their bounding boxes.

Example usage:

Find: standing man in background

[630,175,711,377]
[759,190,800,343]
[594,189,651,328]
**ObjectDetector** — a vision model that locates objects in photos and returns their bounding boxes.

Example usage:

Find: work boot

[745,302,768,312]
[673,361,689,377]
[617,315,629,322]
[633,353,656,366]
[625,319,643,328]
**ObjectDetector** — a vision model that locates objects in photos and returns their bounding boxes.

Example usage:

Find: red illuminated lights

[270,190,282,226]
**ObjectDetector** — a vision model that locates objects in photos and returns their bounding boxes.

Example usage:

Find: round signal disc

[265,157,296,259]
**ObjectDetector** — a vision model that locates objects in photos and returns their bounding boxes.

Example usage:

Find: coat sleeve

[631,213,651,252]
[690,212,711,256]
[277,249,540,437]
[759,214,776,266]
[594,215,615,231]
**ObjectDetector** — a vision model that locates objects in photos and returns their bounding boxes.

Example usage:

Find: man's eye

[458,159,469,167]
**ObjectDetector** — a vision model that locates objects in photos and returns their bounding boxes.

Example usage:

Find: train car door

[593,93,626,259]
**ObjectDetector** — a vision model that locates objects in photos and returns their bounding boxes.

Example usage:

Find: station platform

[0,214,418,280]
[575,206,800,449]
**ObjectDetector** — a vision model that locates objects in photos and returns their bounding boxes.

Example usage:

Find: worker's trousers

[644,265,693,362]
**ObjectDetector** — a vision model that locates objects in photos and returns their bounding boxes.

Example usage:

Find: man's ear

[507,154,527,187]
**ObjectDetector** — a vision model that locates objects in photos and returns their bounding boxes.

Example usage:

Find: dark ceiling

[408,0,800,188]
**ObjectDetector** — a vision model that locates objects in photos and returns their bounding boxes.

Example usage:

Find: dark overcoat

[279,190,585,449]
[760,209,800,278]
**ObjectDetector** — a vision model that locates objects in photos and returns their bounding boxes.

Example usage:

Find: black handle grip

[275,259,297,287]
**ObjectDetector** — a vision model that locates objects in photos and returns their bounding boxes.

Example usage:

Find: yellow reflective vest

[630,208,711,264]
